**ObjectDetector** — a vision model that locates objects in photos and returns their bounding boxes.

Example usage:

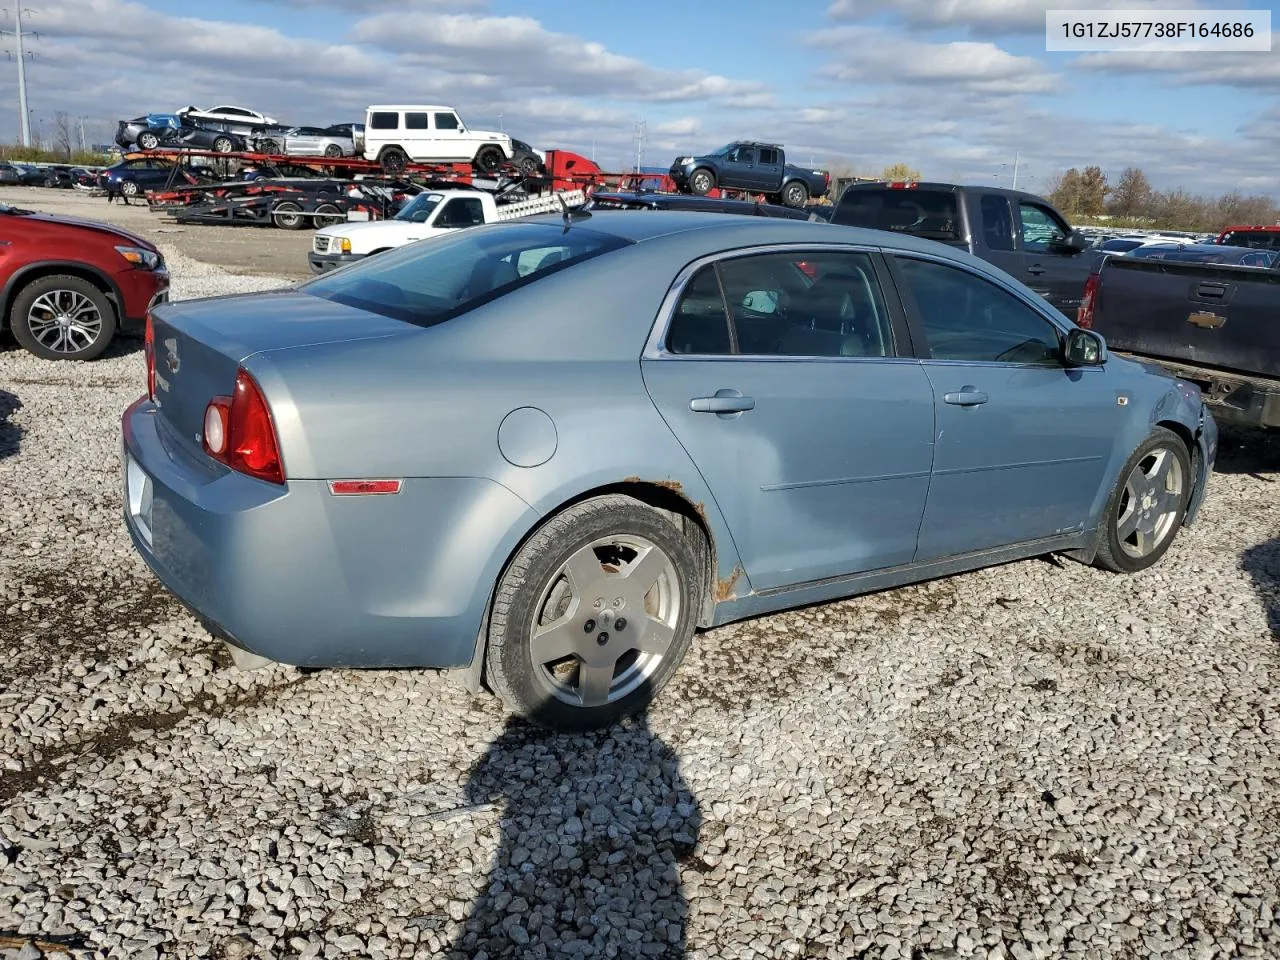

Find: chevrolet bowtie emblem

[1187,311,1225,329]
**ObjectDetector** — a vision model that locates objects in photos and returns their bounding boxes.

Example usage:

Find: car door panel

[642,249,935,592]
[1016,200,1093,316]
[889,254,1119,561]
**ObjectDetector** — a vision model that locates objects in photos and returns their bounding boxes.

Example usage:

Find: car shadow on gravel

[1212,424,1280,478]
[0,388,21,459]
[1242,535,1279,640]
[447,714,700,958]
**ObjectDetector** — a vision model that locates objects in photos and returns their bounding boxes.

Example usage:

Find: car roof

[518,209,1000,264]
[367,104,455,111]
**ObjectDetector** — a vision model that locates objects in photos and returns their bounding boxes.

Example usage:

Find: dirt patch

[0,569,185,686]
[0,673,306,804]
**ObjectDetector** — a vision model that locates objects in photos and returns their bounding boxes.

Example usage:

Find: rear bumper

[1114,353,1280,429]
[308,251,364,275]
[121,397,537,668]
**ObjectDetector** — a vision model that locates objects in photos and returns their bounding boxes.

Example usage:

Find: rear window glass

[833,188,961,241]
[301,223,632,327]
[369,112,398,130]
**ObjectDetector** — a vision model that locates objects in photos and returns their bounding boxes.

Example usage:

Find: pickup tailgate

[1093,257,1280,379]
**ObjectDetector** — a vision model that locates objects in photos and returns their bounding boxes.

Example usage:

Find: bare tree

[881,162,921,182]
[53,111,74,162]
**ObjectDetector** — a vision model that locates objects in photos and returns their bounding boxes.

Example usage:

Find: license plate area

[125,451,154,547]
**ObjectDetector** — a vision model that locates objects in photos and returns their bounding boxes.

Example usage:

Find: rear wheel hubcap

[530,535,681,708]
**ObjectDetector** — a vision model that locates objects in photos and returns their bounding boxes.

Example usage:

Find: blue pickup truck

[669,141,830,209]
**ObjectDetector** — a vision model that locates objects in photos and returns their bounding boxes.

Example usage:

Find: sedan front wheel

[485,495,702,731]
[1093,426,1191,573]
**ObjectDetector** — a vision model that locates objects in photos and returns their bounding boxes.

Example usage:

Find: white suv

[362,104,513,175]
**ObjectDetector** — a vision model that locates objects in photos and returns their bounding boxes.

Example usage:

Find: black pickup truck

[1079,251,1280,428]
[832,181,1097,318]
[669,142,830,209]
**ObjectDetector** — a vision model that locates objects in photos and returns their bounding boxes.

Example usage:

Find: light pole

[2,7,36,146]
[78,114,87,151]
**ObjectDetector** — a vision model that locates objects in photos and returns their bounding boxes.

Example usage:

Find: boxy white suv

[363,104,514,175]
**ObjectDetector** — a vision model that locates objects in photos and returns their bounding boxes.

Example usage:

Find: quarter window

[894,257,1062,365]
[370,112,398,130]
[666,251,894,358]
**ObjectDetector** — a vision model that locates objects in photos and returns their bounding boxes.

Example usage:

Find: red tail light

[202,368,285,485]
[144,312,156,401]
[1077,273,1100,329]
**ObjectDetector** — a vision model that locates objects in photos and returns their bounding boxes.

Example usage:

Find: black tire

[379,146,408,175]
[689,168,716,195]
[474,146,504,174]
[782,180,809,208]
[213,137,234,153]
[259,139,280,155]
[324,144,342,158]
[10,274,118,361]
[137,131,160,150]
[1092,426,1192,574]
[312,202,344,228]
[120,180,140,198]
[271,201,305,230]
[519,155,540,176]
[485,494,702,732]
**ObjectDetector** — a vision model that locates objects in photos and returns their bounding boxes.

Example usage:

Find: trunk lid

[148,289,412,459]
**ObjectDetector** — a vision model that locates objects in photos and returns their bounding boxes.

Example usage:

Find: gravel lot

[1,218,1278,960]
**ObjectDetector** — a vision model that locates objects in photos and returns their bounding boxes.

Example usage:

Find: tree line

[1044,166,1277,232]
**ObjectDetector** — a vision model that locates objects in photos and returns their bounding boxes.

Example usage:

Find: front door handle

[690,389,755,414]
[943,387,988,406]
[1027,264,1046,276]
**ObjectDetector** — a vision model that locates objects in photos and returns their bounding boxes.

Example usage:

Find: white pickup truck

[308,188,587,275]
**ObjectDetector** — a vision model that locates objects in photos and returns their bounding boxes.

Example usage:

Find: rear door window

[404,113,430,130]
[833,188,961,242]
[979,195,1014,251]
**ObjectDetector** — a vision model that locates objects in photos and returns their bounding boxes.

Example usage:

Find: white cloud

[349,11,766,104]
[809,27,1055,94]
[826,0,1212,34]
[1073,50,1280,88]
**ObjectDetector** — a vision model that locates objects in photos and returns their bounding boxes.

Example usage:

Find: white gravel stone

[1,247,1278,959]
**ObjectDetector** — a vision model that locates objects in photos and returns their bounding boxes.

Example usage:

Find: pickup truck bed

[1085,256,1280,427]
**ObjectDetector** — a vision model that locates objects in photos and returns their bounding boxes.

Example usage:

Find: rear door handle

[943,387,988,406]
[690,390,755,414]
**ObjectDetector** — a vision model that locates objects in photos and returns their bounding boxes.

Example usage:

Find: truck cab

[833,182,1095,317]
[309,189,496,274]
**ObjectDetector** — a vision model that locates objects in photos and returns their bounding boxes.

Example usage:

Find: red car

[0,200,169,360]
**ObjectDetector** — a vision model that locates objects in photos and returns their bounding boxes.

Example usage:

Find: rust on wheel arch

[713,564,745,602]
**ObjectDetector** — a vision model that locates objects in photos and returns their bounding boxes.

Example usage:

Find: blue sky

[6,0,1279,197]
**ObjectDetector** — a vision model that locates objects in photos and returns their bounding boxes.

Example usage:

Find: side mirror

[1051,231,1091,254]
[1064,327,1107,366]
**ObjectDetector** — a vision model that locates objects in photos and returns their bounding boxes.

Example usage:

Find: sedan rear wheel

[1093,426,1191,573]
[120,180,140,197]
[324,144,342,158]
[485,495,702,731]
[213,137,234,153]
[137,131,160,150]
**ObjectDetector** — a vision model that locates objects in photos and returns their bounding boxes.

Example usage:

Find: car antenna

[559,192,591,232]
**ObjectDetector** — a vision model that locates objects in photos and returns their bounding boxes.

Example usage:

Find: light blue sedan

[122,212,1217,730]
